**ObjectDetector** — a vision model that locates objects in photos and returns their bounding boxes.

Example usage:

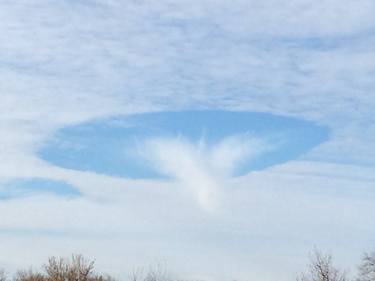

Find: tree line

[0,249,374,281]
[297,248,375,281]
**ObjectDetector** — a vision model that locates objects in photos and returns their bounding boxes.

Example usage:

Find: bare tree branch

[297,248,347,281]
[357,252,375,281]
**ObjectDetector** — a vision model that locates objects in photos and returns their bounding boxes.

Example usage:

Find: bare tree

[129,264,174,281]
[14,270,45,281]
[44,255,94,281]
[144,264,172,281]
[297,249,347,281]
[43,255,113,281]
[0,270,7,281]
[357,252,375,281]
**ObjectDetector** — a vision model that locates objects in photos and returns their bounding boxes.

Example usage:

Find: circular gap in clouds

[38,111,329,179]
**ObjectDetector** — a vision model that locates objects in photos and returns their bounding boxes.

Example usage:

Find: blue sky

[1,178,80,200]
[0,1,375,281]
[39,111,328,179]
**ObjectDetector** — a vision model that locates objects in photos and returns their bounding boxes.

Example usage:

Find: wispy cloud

[0,0,374,280]
[139,135,271,211]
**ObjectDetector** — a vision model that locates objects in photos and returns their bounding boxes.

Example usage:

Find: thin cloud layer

[0,1,374,281]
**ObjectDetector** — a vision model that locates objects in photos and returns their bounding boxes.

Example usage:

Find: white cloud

[0,161,374,281]
[210,135,271,174]
[138,135,271,211]
[141,137,222,212]
[0,0,374,280]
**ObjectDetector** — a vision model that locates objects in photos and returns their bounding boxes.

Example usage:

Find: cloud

[0,161,374,281]
[0,1,374,280]
[138,135,270,211]
[140,135,270,178]
[210,135,271,175]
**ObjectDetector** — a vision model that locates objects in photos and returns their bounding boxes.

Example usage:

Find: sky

[0,1,375,280]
